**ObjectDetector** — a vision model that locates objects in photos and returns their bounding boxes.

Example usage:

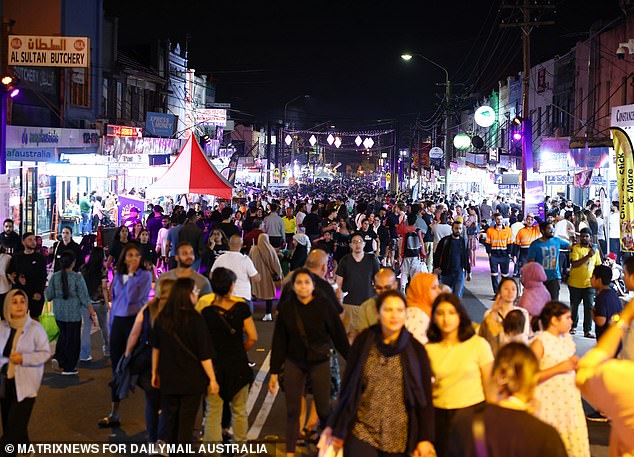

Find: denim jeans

[569,286,595,334]
[488,255,510,293]
[203,384,249,442]
[80,301,109,359]
[441,270,465,298]
[400,257,424,293]
[81,212,91,235]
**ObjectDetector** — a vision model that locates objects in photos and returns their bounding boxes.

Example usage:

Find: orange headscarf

[406,272,438,317]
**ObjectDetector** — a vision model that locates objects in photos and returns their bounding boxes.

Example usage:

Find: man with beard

[7,233,47,318]
[434,220,471,298]
[156,241,212,296]
[528,221,571,301]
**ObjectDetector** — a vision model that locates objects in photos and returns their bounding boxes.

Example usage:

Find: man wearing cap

[146,205,164,247]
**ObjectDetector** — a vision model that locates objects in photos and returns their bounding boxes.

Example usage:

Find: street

[28,249,611,456]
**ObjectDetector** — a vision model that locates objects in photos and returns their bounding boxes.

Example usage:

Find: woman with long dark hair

[320,290,435,457]
[45,251,93,375]
[269,268,349,457]
[124,277,177,444]
[98,243,152,428]
[106,225,132,271]
[152,277,219,444]
[80,247,109,361]
[425,293,494,457]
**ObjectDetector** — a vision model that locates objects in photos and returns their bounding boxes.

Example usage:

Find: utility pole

[501,1,554,213]
[443,79,451,197]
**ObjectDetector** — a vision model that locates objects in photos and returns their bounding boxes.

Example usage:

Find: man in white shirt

[211,235,260,313]
[609,201,621,262]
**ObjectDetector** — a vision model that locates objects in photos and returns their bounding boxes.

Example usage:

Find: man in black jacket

[51,226,84,272]
[8,232,48,318]
[434,220,471,298]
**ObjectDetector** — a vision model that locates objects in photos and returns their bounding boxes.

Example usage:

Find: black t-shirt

[335,253,380,305]
[200,301,253,400]
[303,213,322,237]
[313,239,335,255]
[8,251,47,296]
[151,313,214,395]
[358,229,377,253]
[449,404,567,457]
[0,231,21,253]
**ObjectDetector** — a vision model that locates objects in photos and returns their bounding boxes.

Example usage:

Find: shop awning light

[327,134,335,145]
[285,134,292,146]
[309,135,317,147]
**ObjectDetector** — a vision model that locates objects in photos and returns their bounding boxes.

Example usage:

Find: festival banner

[117,195,146,228]
[611,127,634,253]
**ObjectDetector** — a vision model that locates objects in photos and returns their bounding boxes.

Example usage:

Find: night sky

[106,0,622,129]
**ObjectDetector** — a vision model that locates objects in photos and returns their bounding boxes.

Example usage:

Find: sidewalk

[463,247,596,356]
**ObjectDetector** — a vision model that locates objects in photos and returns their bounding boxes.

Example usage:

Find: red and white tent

[146,136,233,199]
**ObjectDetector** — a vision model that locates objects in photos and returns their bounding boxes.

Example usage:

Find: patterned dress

[533,331,590,457]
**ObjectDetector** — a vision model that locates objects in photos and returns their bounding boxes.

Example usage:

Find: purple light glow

[10,88,19,98]
[512,132,522,141]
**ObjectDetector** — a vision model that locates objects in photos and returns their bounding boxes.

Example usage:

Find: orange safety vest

[485,226,513,253]
[515,225,541,248]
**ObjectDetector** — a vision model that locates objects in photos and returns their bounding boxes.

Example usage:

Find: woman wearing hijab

[290,233,311,271]
[405,273,442,345]
[249,233,283,321]
[319,290,435,457]
[0,289,50,451]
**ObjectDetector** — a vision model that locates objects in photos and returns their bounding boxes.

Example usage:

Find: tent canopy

[146,136,233,199]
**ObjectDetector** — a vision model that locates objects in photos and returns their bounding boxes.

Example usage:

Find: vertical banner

[525,180,545,221]
[611,127,634,253]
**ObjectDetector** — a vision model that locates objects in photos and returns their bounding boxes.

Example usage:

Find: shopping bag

[40,301,59,342]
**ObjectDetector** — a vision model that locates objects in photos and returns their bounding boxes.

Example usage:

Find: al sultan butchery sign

[8,35,89,67]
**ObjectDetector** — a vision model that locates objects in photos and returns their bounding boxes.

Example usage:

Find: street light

[283,94,310,179]
[402,52,451,197]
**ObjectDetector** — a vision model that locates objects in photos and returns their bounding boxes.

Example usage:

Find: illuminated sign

[8,35,89,68]
[474,106,496,128]
[107,125,143,138]
[196,109,227,127]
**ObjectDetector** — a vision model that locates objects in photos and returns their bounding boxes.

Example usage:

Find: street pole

[444,77,451,197]
[521,0,530,214]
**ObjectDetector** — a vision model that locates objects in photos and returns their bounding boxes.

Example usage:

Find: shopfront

[4,126,100,236]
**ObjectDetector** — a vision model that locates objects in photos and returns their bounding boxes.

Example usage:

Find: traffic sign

[429,147,444,159]
[282,170,287,178]
[386,172,391,183]
[273,168,280,177]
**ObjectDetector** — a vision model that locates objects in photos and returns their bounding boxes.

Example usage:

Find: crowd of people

[0,179,632,457]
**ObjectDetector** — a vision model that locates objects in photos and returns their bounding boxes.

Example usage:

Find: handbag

[293,303,331,363]
[39,301,59,342]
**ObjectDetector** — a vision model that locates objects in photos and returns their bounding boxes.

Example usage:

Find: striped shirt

[515,225,541,248]
[485,226,513,254]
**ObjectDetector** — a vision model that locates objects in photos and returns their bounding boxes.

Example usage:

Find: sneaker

[584,332,595,339]
[51,358,59,371]
[80,356,93,362]
[586,411,609,422]
[262,313,273,322]
[61,370,79,375]
[570,329,577,335]
[97,414,121,428]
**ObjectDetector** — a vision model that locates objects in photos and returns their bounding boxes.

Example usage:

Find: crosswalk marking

[247,351,271,415]
[247,389,278,440]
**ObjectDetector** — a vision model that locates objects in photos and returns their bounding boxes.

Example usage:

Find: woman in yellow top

[425,293,494,457]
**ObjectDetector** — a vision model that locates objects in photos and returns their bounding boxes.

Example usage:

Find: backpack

[403,229,422,258]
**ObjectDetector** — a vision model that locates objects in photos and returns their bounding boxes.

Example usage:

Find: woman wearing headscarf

[249,233,283,321]
[319,290,435,457]
[290,233,311,271]
[405,273,442,345]
[0,289,50,452]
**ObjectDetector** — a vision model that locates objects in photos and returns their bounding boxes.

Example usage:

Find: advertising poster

[117,195,146,228]
[611,127,634,253]
[525,180,545,221]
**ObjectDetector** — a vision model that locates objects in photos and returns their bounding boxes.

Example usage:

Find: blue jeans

[489,255,510,294]
[569,286,595,334]
[81,212,91,235]
[80,301,110,359]
[441,270,465,298]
